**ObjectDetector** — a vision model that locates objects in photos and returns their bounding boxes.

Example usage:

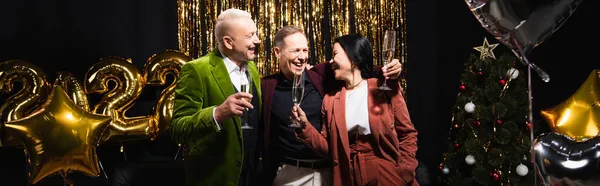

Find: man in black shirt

[261,26,403,186]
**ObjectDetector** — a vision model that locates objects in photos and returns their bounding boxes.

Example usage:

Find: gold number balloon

[84,57,156,143]
[0,60,50,147]
[143,50,191,137]
[56,71,90,112]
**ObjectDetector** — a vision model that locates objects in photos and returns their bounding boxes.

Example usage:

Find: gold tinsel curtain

[177,0,407,89]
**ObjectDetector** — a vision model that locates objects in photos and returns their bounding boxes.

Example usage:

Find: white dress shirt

[345,81,371,135]
[212,53,250,130]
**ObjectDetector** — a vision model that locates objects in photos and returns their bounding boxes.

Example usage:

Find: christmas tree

[439,38,534,185]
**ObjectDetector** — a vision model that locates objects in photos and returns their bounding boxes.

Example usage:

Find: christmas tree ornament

[522,155,528,161]
[507,68,519,79]
[459,84,466,91]
[473,120,481,127]
[442,167,450,174]
[498,79,506,86]
[454,143,460,148]
[473,38,499,60]
[465,102,476,113]
[477,71,483,76]
[516,164,528,176]
[490,170,500,181]
[454,124,460,129]
[496,119,503,125]
[541,70,600,142]
[465,155,476,165]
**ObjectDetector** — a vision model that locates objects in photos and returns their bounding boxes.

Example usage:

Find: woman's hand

[383,58,402,79]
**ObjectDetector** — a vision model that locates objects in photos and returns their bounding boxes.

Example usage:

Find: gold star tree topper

[541,70,600,142]
[473,37,499,60]
[4,85,111,184]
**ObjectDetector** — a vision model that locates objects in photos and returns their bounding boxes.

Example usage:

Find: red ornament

[489,172,500,181]
[477,71,483,76]
[473,120,481,127]
[439,164,444,170]
[527,122,532,130]
[454,143,460,148]
[496,119,503,125]
[459,84,466,91]
[498,79,506,86]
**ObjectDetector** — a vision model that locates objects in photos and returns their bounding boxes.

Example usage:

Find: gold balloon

[84,57,155,143]
[4,85,111,184]
[0,60,51,147]
[56,71,90,111]
[541,70,600,142]
[143,50,190,137]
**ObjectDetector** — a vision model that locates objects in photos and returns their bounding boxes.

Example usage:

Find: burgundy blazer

[296,78,419,186]
[260,63,327,182]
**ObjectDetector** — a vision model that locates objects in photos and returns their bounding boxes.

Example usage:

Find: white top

[212,52,250,130]
[345,81,371,135]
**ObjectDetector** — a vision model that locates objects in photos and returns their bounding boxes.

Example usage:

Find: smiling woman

[291,34,419,186]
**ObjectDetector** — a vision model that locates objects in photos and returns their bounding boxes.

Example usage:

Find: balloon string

[527,65,537,186]
[120,144,128,162]
[511,38,550,83]
[174,144,182,160]
[60,172,73,186]
[99,160,108,180]
[24,150,29,184]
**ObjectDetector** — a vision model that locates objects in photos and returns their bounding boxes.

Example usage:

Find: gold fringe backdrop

[178,0,407,90]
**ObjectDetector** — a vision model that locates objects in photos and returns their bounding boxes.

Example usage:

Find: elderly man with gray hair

[171,8,263,186]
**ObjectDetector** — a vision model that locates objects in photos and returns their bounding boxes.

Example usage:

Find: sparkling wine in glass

[240,72,253,130]
[289,72,305,128]
[378,30,396,91]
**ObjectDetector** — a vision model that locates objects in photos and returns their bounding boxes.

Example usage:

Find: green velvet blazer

[171,50,262,186]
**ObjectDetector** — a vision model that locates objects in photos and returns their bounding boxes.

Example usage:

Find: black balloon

[533,132,600,185]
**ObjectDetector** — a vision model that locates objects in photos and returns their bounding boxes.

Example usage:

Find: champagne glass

[241,70,253,130]
[289,71,305,128]
[378,30,396,91]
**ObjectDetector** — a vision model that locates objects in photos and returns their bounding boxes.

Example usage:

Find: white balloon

[465,102,476,113]
[516,164,529,176]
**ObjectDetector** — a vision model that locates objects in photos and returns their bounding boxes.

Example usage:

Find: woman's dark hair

[334,34,374,79]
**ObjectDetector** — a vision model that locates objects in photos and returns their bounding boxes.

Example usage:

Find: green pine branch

[440,53,534,186]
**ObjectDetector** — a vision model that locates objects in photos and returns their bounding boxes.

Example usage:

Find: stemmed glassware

[240,70,253,130]
[288,71,305,128]
[378,30,396,91]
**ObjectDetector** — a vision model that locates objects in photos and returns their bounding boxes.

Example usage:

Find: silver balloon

[465,0,583,82]
[533,132,600,186]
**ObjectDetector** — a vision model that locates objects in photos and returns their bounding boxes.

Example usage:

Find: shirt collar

[220,51,246,74]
